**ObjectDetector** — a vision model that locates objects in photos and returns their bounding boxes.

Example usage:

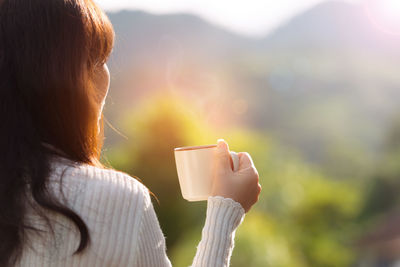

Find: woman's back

[19,157,156,266]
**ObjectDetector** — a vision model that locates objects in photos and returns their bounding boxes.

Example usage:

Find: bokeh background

[98,0,400,266]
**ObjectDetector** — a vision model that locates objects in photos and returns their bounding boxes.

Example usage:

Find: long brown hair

[0,0,114,265]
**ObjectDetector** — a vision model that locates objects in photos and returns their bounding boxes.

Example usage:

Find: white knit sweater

[17,157,245,267]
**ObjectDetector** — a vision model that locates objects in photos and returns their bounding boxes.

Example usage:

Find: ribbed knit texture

[17,157,245,266]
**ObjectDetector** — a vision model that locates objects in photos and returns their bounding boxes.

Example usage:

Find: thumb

[215,139,231,169]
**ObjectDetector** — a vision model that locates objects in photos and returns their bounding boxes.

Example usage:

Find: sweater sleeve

[133,184,245,267]
[133,185,173,267]
[191,196,245,267]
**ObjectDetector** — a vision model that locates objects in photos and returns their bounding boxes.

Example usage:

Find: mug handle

[230,151,240,172]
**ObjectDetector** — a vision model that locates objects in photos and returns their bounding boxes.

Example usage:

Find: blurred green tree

[359,114,400,221]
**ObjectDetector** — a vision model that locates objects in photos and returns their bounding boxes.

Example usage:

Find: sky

[97,0,361,36]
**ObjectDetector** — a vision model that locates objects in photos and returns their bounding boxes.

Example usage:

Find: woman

[0,0,261,266]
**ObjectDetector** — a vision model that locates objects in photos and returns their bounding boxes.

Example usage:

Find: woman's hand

[211,139,262,213]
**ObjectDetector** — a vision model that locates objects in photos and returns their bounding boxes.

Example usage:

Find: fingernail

[217,139,227,150]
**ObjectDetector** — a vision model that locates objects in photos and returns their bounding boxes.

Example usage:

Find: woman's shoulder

[50,157,150,205]
[34,158,150,264]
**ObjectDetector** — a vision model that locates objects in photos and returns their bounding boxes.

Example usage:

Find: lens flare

[365,0,400,36]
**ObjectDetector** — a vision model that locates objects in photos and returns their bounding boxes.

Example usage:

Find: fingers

[215,141,257,174]
[237,152,254,169]
[215,139,232,170]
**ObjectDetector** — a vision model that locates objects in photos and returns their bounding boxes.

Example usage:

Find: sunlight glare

[365,0,400,35]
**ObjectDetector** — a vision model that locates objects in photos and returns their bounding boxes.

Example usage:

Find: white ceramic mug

[174,144,239,201]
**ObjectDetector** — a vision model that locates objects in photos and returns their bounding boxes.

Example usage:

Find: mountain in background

[105,1,400,178]
[263,1,400,53]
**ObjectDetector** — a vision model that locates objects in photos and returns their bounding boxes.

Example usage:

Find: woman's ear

[93,63,110,108]
[93,64,110,134]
